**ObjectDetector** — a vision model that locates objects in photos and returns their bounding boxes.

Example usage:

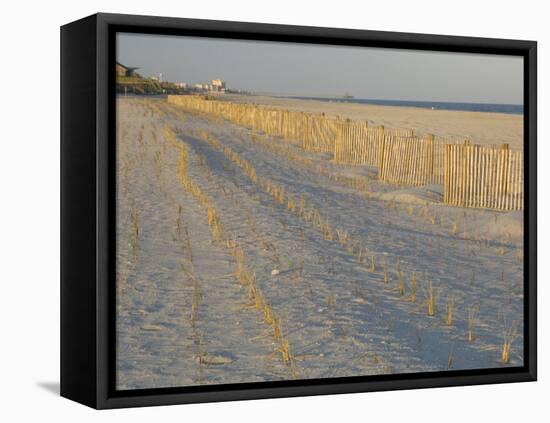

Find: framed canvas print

[60,13,537,409]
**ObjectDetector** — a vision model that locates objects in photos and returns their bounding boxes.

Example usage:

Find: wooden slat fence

[168,95,340,152]
[444,144,523,210]
[334,122,382,166]
[377,135,445,185]
[167,95,523,210]
[301,114,339,153]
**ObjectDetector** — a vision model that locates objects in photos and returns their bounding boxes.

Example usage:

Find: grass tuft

[397,265,405,297]
[427,280,436,316]
[501,321,518,364]
[445,294,455,326]
[410,272,417,302]
[467,307,476,342]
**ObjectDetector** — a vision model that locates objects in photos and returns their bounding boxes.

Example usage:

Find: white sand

[116,97,524,390]
[224,94,523,149]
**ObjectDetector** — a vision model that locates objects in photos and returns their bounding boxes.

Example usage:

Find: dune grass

[166,125,298,378]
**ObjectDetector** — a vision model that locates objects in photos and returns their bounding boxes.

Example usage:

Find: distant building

[174,82,187,89]
[115,62,140,77]
[191,81,226,92]
[211,79,226,92]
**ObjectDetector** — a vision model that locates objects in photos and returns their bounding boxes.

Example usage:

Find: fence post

[334,121,342,163]
[427,134,434,184]
[502,143,509,196]
[378,126,386,180]
[444,144,450,204]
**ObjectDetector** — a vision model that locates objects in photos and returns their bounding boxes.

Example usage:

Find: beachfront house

[116,62,140,78]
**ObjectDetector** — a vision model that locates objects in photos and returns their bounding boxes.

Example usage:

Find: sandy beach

[115,96,523,390]
[224,94,523,149]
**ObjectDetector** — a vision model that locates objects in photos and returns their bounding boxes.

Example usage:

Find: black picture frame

[61,12,537,409]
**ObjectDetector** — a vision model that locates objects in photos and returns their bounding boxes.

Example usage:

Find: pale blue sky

[117,33,523,104]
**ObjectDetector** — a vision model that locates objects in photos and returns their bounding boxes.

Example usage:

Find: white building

[211,79,226,92]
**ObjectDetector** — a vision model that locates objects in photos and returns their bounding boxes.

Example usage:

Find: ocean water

[287,96,523,115]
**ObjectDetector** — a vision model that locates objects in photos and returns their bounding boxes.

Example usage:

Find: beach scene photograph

[115,32,524,390]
